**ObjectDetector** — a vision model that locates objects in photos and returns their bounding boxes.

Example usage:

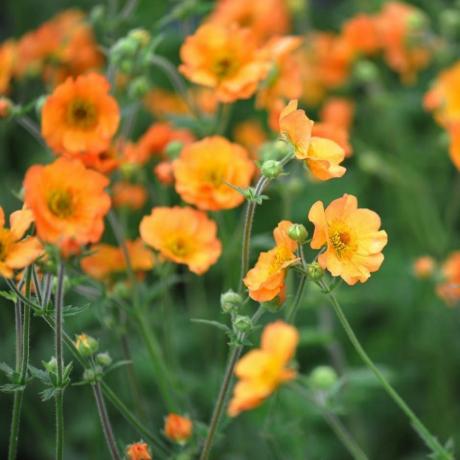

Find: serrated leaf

[0,362,14,378]
[28,365,50,384]
[0,290,18,303]
[0,383,26,393]
[63,303,90,317]
[40,387,58,402]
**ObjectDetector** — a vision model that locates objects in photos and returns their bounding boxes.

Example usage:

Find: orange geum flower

[244,220,298,302]
[308,194,388,285]
[279,100,346,180]
[41,73,120,156]
[23,158,111,252]
[320,98,355,131]
[0,207,43,278]
[413,256,435,279]
[342,14,380,56]
[154,161,175,186]
[140,206,221,275]
[112,182,147,210]
[126,442,152,460]
[179,23,269,103]
[164,414,193,444]
[173,136,255,211]
[436,251,460,306]
[228,320,298,417]
[0,41,15,95]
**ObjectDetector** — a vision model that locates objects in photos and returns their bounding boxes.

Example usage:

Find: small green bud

[306,262,323,281]
[260,140,291,162]
[96,352,112,367]
[309,366,338,390]
[233,315,252,333]
[128,76,150,99]
[261,160,283,179]
[44,357,58,374]
[128,28,151,47]
[353,60,379,83]
[119,59,134,75]
[75,333,99,357]
[111,38,138,60]
[288,223,308,244]
[89,5,105,24]
[407,10,428,32]
[220,290,243,314]
[165,140,184,160]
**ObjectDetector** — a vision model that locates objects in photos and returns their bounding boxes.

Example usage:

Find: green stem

[55,389,64,460]
[323,284,452,459]
[285,274,306,323]
[199,306,264,460]
[8,268,32,460]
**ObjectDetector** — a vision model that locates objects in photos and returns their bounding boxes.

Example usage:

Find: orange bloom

[154,161,175,185]
[308,194,388,285]
[0,207,43,278]
[244,221,298,302]
[140,206,221,275]
[208,0,291,43]
[413,256,435,279]
[126,442,152,460]
[0,41,15,94]
[41,73,120,156]
[233,120,266,159]
[279,100,346,180]
[144,88,189,118]
[173,136,255,211]
[112,182,147,210]
[437,252,460,306]
[0,97,13,118]
[228,321,298,417]
[342,14,380,56]
[164,414,193,444]
[23,158,111,252]
[179,23,269,103]
[320,98,355,131]
[312,122,352,158]
[81,239,154,283]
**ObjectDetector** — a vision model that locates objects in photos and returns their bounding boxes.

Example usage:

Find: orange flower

[208,0,291,43]
[228,321,298,417]
[164,414,193,444]
[308,194,388,285]
[279,100,346,180]
[126,442,152,460]
[23,158,111,252]
[81,239,154,283]
[233,120,266,159]
[140,206,221,275]
[41,73,120,156]
[173,136,255,211]
[179,23,269,103]
[112,182,147,210]
[320,98,355,131]
[312,122,352,158]
[0,41,15,94]
[437,252,460,306]
[143,88,189,118]
[154,161,175,185]
[0,207,43,278]
[413,256,435,279]
[244,221,298,302]
[342,14,380,56]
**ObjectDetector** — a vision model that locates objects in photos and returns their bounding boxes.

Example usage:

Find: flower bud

[407,10,428,32]
[128,28,151,48]
[44,357,58,374]
[126,442,152,460]
[233,315,252,333]
[220,290,243,314]
[128,76,150,99]
[309,365,338,390]
[0,97,13,118]
[75,333,99,357]
[83,365,103,383]
[154,161,175,185]
[413,256,435,279]
[165,140,184,160]
[288,223,308,244]
[306,262,323,281]
[261,160,283,179]
[164,413,193,444]
[353,60,379,83]
[96,352,112,367]
[260,140,291,162]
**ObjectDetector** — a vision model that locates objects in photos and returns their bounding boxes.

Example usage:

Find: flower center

[168,238,190,258]
[67,99,98,129]
[329,227,353,258]
[47,189,74,218]
[268,246,294,275]
[213,56,237,79]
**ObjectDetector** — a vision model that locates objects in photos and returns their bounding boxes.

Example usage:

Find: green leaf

[28,365,50,384]
[0,290,18,303]
[190,318,231,333]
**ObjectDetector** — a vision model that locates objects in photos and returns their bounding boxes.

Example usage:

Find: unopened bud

[288,224,308,244]
[165,140,184,160]
[96,352,112,367]
[233,315,252,333]
[128,28,151,47]
[309,366,338,390]
[75,333,99,357]
[306,262,323,281]
[128,76,150,99]
[261,160,283,179]
[220,290,243,314]
[44,357,58,374]
[354,60,379,83]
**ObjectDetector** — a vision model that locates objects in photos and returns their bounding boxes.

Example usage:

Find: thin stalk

[323,283,452,460]
[15,116,47,149]
[55,262,65,460]
[199,306,264,460]
[92,382,121,460]
[286,244,307,322]
[8,268,32,460]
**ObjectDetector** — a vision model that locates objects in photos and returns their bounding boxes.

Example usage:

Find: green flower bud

[288,223,308,244]
[75,333,99,357]
[89,5,105,24]
[128,28,151,47]
[309,366,338,390]
[353,60,379,83]
[233,315,252,333]
[96,352,112,367]
[261,160,283,179]
[306,262,323,281]
[82,367,102,383]
[111,38,138,61]
[220,290,243,314]
[44,357,58,374]
[128,76,150,99]
[165,140,184,160]
[260,140,291,162]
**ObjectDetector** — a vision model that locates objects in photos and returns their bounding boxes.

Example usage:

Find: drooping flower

[23,158,111,253]
[279,100,346,180]
[41,73,120,156]
[173,136,255,211]
[437,252,460,306]
[308,194,388,285]
[179,23,269,103]
[112,182,147,210]
[164,414,193,444]
[243,220,298,302]
[126,442,152,460]
[140,206,221,275]
[228,321,298,417]
[0,207,43,279]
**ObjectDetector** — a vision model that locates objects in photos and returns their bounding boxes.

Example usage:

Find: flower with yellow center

[126,442,152,460]
[308,194,388,285]
[0,207,43,279]
[228,321,299,417]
